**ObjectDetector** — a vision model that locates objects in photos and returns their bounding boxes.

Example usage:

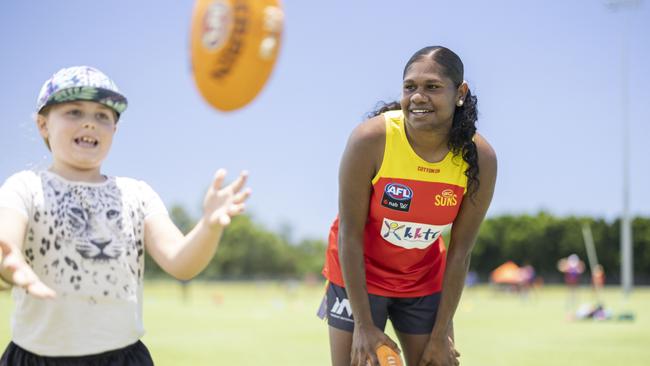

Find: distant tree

[633,217,650,282]
[170,205,195,234]
[201,215,298,279]
[293,238,327,277]
[473,213,650,284]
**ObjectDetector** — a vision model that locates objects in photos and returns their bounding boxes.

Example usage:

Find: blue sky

[1,0,648,241]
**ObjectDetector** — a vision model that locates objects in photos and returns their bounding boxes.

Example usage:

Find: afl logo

[435,189,458,207]
[385,184,412,201]
[382,183,413,212]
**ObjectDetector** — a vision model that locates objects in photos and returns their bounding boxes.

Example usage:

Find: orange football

[368,344,403,366]
[190,0,284,111]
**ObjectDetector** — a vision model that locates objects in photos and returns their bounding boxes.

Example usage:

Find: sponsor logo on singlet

[380,219,449,249]
[381,183,413,212]
[434,189,458,207]
[417,166,440,174]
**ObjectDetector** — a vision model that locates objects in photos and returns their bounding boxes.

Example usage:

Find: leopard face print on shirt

[24,174,145,302]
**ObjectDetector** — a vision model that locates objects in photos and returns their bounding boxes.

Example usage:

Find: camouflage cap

[36,66,128,117]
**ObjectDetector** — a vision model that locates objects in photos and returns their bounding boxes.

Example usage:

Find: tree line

[145,206,650,285]
[472,212,650,284]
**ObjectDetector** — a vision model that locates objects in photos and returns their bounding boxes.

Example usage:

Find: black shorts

[321,282,441,335]
[0,340,154,366]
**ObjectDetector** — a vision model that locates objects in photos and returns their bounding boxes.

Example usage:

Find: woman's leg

[394,331,430,366]
[388,292,442,366]
[329,326,353,366]
[324,283,389,366]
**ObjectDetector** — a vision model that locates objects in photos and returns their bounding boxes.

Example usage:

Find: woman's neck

[404,123,450,163]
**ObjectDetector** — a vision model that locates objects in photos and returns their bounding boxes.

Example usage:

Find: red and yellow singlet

[323,110,469,297]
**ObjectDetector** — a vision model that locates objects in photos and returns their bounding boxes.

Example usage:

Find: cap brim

[190,0,283,112]
[40,86,128,115]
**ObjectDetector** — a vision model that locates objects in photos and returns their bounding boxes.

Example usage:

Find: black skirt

[0,340,154,366]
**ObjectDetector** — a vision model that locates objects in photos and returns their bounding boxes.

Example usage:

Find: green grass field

[0,282,648,365]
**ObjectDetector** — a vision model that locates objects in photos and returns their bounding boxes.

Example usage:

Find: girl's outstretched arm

[0,208,56,298]
[144,170,251,280]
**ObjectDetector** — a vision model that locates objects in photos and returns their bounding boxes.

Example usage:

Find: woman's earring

[456,99,464,107]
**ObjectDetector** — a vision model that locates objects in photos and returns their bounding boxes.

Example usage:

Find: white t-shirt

[0,170,168,356]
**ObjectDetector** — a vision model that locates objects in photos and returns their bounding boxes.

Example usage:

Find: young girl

[0,66,251,365]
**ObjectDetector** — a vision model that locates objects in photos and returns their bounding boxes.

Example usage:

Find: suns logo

[434,189,458,207]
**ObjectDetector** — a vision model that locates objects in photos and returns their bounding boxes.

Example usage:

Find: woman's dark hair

[368,46,480,199]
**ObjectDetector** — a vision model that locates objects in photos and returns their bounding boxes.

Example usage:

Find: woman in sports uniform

[322,46,497,366]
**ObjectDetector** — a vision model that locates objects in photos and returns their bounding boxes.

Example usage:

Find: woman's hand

[418,335,460,366]
[351,323,400,366]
